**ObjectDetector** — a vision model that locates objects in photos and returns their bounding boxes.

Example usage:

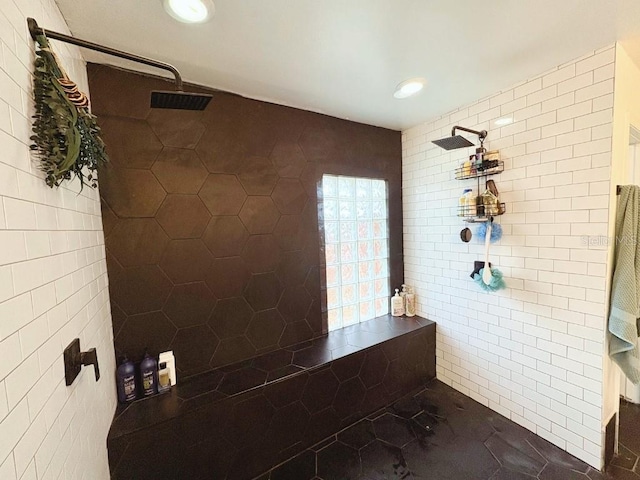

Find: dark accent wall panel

[89,64,403,377]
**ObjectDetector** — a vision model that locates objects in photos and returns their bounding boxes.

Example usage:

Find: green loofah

[473,268,506,292]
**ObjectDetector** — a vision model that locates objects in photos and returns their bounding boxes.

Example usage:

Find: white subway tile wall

[0,1,116,479]
[402,46,615,469]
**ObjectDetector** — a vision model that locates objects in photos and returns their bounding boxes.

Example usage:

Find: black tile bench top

[109,315,435,440]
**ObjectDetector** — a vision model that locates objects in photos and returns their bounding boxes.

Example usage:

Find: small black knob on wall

[64,338,100,386]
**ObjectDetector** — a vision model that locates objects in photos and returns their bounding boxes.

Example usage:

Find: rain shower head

[151,91,212,110]
[432,126,487,150]
[432,135,475,150]
[28,17,212,111]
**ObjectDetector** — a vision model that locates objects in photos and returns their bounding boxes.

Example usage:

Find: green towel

[609,185,640,383]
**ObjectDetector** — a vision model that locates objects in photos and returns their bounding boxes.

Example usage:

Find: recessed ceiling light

[495,117,513,126]
[393,78,427,99]
[163,0,214,23]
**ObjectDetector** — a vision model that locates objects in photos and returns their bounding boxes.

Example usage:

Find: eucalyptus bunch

[30,34,108,189]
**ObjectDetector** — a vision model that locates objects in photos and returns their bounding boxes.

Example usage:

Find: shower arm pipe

[27,17,184,91]
[451,126,488,142]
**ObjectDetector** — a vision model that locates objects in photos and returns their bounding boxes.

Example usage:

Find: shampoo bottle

[140,352,158,397]
[391,289,405,317]
[116,356,138,403]
[400,284,408,309]
[405,287,416,317]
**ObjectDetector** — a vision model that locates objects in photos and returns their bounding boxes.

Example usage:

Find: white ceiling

[54,0,640,130]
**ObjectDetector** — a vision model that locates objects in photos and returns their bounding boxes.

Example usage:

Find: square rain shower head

[432,135,476,150]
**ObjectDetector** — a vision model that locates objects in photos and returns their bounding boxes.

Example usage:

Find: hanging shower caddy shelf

[454,160,504,180]
[456,157,505,222]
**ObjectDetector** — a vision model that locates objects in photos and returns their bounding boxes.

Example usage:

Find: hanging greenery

[30,33,108,190]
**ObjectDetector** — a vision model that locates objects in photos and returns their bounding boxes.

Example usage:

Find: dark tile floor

[610,399,640,478]
[258,379,609,480]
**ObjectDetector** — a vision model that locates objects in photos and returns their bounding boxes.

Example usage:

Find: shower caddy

[455,154,505,223]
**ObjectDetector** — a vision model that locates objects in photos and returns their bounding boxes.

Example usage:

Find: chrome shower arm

[27,17,184,91]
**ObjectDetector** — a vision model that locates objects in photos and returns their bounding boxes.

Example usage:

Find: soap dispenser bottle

[140,351,158,397]
[116,356,138,403]
[391,289,405,317]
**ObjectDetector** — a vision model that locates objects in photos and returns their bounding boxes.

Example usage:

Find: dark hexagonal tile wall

[302,368,339,414]
[273,215,305,251]
[115,311,176,359]
[247,309,285,350]
[333,377,366,421]
[156,195,211,239]
[195,126,246,174]
[151,148,208,194]
[199,174,247,216]
[100,202,118,238]
[226,395,274,448]
[211,336,257,368]
[277,250,311,287]
[208,297,254,339]
[98,116,162,169]
[270,141,307,178]
[277,285,312,324]
[239,196,280,234]
[242,235,281,274]
[146,109,205,149]
[163,282,216,328]
[108,218,169,267]
[206,257,250,299]
[272,178,307,215]
[238,156,278,195]
[160,239,212,284]
[202,216,249,257]
[245,273,282,311]
[265,401,309,454]
[100,167,167,218]
[171,325,219,377]
[93,64,402,371]
[110,265,172,315]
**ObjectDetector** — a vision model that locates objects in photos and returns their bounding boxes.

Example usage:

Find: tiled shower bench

[107,315,435,479]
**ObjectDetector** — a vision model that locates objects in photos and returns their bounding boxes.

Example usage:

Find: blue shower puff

[473,268,506,292]
[476,221,502,243]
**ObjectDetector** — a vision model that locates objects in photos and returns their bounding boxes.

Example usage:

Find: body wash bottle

[157,362,171,393]
[140,352,158,397]
[405,287,416,317]
[391,289,405,317]
[116,356,138,403]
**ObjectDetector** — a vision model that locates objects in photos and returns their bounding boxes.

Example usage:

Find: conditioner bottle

[140,352,158,397]
[116,356,138,403]
[405,286,416,317]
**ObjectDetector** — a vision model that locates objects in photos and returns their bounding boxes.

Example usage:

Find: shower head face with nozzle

[150,91,213,111]
[432,135,476,150]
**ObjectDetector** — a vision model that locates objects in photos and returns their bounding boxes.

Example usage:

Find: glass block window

[321,175,390,332]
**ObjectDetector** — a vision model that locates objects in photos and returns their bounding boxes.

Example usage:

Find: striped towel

[609,185,640,383]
